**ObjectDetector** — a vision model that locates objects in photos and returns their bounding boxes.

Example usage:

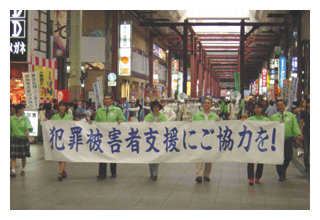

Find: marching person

[77,101,88,121]
[228,98,239,120]
[10,104,33,177]
[89,94,126,179]
[144,101,167,180]
[291,105,303,157]
[160,96,176,121]
[127,98,139,122]
[190,98,220,183]
[270,99,301,181]
[300,99,310,172]
[44,101,73,181]
[243,102,270,185]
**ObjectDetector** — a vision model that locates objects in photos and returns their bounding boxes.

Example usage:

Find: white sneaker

[297,151,302,157]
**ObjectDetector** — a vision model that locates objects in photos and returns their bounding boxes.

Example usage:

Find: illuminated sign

[291,56,298,72]
[279,56,286,89]
[118,22,132,76]
[24,110,38,136]
[10,10,28,62]
[153,44,166,61]
[262,68,267,88]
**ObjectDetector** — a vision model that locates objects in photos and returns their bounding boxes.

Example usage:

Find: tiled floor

[10,144,310,210]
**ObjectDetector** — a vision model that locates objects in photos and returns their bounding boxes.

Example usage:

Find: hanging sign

[291,57,298,72]
[255,80,259,96]
[279,56,286,90]
[118,21,132,76]
[262,68,267,88]
[53,10,70,58]
[22,72,39,110]
[234,72,240,92]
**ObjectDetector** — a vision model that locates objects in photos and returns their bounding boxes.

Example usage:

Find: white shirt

[204,112,210,121]
[160,105,176,121]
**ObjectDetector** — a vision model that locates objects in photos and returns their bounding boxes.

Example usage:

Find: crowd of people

[10,95,310,185]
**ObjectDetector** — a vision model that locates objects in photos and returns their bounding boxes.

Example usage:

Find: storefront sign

[42,120,285,164]
[259,78,263,95]
[234,72,240,92]
[57,90,69,103]
[289,77,299,106]
[108,81,116,87]
[270,59,275,69]
[267,73,270,89]
[279,56,286,90]
[53,10,70,58]
[274,59,279,68]
[172,60,179,73]
[34,66,55,99]
[262,68,267,88]
[24,110,38,136]
[153,44,166,61]
[291,56,298,72]
[270,69,275,74]
[10,10,29,62]
[119,21,132,76]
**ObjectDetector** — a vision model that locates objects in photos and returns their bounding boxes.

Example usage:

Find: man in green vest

[270,99,301,181]
[89,94,126,179]
[190,98,220,183]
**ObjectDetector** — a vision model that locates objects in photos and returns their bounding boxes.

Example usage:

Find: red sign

[262,68,267,88]
[57,90,69,103]
[220,90,227,95]
[255,80,259,96]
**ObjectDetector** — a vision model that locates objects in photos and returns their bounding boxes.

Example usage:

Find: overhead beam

[169,26,183,40]
[139,22,290,27]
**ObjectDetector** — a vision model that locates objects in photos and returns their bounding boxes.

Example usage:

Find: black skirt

[10,137,31,158]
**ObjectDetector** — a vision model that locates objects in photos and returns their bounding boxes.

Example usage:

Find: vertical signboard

[96,77,104,106]
[279,56,286,90]
[22,72,39,110]
[291,56,298,72]
[255,80,259,96]
[53,10,70,58]
[270,59,275,69]
[10,10,29,62]
[118,21,132,76]
[234,72,240,92]
[282,79,290,104]
[289,77,299,106]
[262,68,267,88]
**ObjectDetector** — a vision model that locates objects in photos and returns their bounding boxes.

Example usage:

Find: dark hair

[254,102,263,109]
[58,101,67,112]
[270,100,274,106]
[104,93,113,100]
[306,98,310,104]
[136,99,140,105]
[150,101,163,112]
[276,99,284,104]
[73,99,78,103]
[45,103,52,113]
[52,99,57,104]
[203,98,212,104]
[72,103,78,110]
[15,104,25,113]
[10,104,16,109]
[53,104,58,110]
[67,102,72,106]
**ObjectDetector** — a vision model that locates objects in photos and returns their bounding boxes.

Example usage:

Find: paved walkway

[10,144,310,210]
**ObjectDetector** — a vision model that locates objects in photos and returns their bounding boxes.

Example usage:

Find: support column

[183,21,188,93]
[112,11,118,99]
[191,36,197,98]
[204,69,208,96]
[168,50,172,98]
[239,19,245,98]
[198,63,203,99]
[297,12,302,101]
[149,33,154,88]
[69,10,82,101]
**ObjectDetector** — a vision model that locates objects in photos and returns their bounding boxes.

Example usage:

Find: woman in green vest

[144,101,167,180]
[44,101,74,181]
[243,102,270,185]
[10,104,33,177]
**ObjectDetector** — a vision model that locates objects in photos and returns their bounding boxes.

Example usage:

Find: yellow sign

[187,82,191,96]
[34,66,54,99]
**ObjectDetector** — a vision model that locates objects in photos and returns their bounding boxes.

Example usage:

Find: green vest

[51,113,74,121]
[246,115,270,121]
[192,111,219,121]
[144,112,167,122]
[270,111,301,140]
[94,105,126,122]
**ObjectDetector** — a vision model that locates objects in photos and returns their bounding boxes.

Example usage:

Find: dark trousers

[247,163,264,179]
[98,163,117,177]
[276,138,293,177]
[303,135,310,167]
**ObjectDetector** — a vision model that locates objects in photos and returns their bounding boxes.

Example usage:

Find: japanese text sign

[279,56,286,89]
[262,68,267,88]
[10,10,28,62]
[291,57,298,72]
[42,120,284,164]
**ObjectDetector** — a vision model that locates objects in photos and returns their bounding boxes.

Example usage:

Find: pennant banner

[42,120,284,164]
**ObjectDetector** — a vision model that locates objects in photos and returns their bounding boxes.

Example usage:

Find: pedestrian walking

[300,99,310,172]
[10,104,33,177]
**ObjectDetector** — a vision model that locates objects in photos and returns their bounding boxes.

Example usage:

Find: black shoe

[204,177,210,182]
[279,173,286,182]
[195,176,202,183]
[305,166,310,172]
[152,176,157,180]
[111,174,117,177]
[96,175,106,179]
